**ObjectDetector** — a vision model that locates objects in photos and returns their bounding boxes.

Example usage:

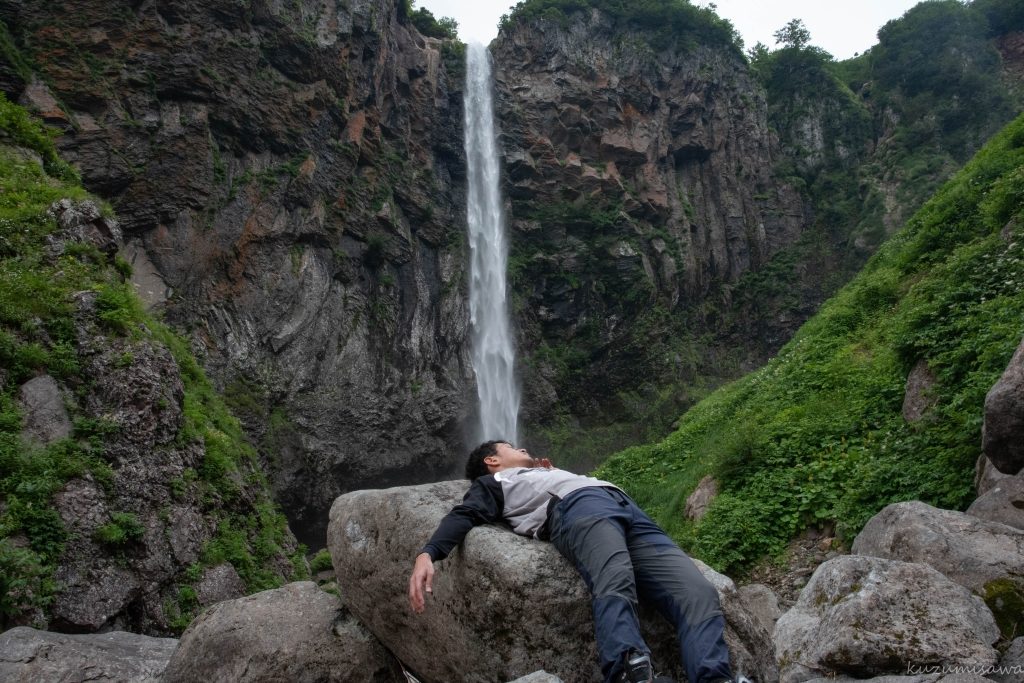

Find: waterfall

[464,42,520,444]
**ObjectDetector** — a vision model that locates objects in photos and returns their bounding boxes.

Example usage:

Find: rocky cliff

[491,1,1024,463]
[0,100,303,635]
[491,6,806,457]
[0,0,474,547]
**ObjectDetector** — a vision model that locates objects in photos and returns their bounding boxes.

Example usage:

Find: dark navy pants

[548,487,732,683]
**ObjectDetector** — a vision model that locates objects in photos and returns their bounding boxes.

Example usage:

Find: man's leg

[550,488,649,683]
[621,496,732,683]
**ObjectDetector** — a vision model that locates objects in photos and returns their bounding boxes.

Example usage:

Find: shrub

[94,512,145,547]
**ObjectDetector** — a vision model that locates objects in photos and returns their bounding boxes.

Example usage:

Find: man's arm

[408,477,503,613]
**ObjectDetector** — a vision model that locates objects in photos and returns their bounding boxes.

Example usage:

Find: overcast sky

[415,0,925,59]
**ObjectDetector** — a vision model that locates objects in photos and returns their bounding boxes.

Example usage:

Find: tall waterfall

[464,42,520,444]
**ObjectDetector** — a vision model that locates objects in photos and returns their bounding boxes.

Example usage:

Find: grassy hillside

[595,113,1024,575]
[0,94,304,630]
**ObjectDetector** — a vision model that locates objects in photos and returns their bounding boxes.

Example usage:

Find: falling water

[464,42,520,444]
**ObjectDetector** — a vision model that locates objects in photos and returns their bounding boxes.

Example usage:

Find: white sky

[415,0,925,59]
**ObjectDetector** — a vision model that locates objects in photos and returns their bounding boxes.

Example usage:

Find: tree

[747,41,769,64]
[773,18,810,49]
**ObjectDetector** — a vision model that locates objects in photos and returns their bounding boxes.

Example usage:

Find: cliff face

[1,0,474,546]
[0,93,303,634]
[491,11,806,443]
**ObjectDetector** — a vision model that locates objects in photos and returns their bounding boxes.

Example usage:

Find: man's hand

[408,552,435,614]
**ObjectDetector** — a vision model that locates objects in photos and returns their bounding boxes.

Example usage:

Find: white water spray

[464,42,520,444]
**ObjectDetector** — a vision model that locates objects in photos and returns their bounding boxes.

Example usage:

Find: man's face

[485,442,536,472]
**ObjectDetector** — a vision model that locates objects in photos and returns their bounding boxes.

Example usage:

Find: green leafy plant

[596,113,1024,575]
[94,512,145,547]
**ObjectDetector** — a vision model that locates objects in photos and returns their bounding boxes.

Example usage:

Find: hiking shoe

[619,650,653,683]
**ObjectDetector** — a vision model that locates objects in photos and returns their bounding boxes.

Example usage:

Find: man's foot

[619,650,653,683]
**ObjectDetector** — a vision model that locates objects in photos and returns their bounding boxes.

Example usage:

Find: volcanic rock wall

[0,0,474,546]
[491,11,806,430]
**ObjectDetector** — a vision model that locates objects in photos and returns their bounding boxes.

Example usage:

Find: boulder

[975,454,1011,497]
[737,583,782,635]
[851,501,1024,592]
[18,374,73,446]
[46,198,122,259]
[327,481,778,683]
[685,475,719,521]
[774,556,999,683]
[966,476,1024,530]
[194,562,246,606]
[983,338,1024,474]
[161,581,401,683]
[0,626,177,682]
[991,637,1024,683]
[506,673,564,683]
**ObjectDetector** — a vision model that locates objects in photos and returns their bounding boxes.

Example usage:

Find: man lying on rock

[408,440,749,683]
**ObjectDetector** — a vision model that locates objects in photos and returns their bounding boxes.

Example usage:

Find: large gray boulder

[967,476,1024,530]
[774,556,999,683]
[161,581,401,683]
[851,501,1024,592]
[328,481,778,683]
[983,338,1024,474]
[0,626,177,682]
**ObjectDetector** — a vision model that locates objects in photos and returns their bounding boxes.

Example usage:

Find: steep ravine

[1,0,474,547]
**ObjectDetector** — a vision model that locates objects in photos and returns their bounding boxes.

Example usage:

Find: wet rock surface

[0,626,178,683]
[327,481,777,683]
[162,581,402,683]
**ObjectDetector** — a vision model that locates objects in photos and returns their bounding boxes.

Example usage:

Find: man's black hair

[465,439,507,480]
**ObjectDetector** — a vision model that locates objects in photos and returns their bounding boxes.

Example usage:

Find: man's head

[464,440,536,480]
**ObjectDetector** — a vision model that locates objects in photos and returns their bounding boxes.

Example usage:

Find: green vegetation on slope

[499,0,743,54]
[0,94,302,628]
[595,113,1024,575]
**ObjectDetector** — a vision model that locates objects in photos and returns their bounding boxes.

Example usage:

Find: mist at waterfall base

[464,42,521,446]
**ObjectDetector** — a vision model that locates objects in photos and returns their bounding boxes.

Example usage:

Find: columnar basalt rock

[0,0,475,547]
[490,11,807,429]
